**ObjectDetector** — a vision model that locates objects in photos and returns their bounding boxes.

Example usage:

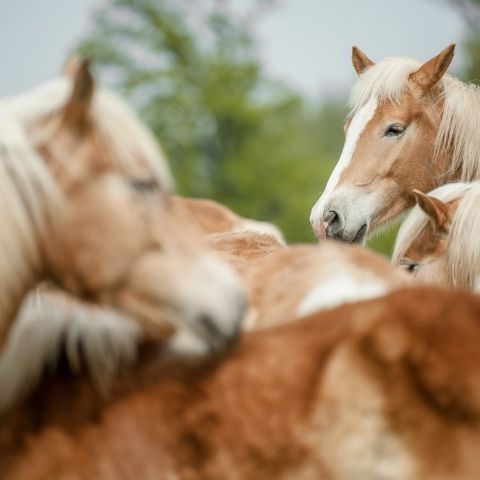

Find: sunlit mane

[1,77,174,190]
[0,116,62,324]
[393,181,480,289]
[350,57,480,181]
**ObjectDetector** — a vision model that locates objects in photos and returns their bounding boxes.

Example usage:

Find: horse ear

[413,189,450,231]
[62,55,82,77]
[409,44,455,93]
[352,46,375,75]
[62,57,94,130]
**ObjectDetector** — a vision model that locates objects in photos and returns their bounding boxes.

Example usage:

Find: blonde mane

[1,76,174,190]
[393,181,480,289]
[0,290,142,414]
[350,57,480,181]
[0,116,62,327]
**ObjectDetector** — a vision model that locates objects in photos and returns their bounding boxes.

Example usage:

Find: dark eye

[400,259,419,274]
[384,123,406,137]
[130,179,159,193]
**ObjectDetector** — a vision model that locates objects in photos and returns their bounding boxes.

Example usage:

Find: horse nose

[195,294,245,353]
[324,210,344,238]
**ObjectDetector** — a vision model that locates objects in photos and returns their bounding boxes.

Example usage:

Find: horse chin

[326,222,368,244]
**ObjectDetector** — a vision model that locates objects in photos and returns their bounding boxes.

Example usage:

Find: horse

[2,287,480,479]
[309,43,480,244]
[210,237,410,329]
[0,58,246,352]
[392,182,480,290]
[0,57,293,413]
[0,229,410,415]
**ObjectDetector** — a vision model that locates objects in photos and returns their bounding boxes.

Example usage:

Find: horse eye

[385,123,406,137]
[400,259,419,274]
[130,179,159,193]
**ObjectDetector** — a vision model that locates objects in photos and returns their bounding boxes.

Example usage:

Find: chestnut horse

[2,287,480,479]
[392,182,480,290]
[0,231,410,413]
[309,44,480,243]
[0,60,246,350]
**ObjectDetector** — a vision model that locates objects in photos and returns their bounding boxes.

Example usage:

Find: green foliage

[462,33,480,83]
[77,0,480,255]
[448,1,480,83]
[367,221,402,258]
[77,0,347,243]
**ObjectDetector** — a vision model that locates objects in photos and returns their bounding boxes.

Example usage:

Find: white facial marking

[310,98,378,226]
[296,272,387,317]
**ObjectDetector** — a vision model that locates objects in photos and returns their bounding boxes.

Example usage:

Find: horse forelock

[349,56,422,113]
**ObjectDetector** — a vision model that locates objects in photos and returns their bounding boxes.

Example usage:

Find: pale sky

[1,0,467,98]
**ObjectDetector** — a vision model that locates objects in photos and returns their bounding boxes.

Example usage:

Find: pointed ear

[409,44,455,93]
[352,46,375,75]
[62,57,94,130]
[413,189,450,232]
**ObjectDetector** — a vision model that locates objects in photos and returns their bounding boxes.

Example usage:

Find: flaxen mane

[0,117,61,323]
[0,291,142,413]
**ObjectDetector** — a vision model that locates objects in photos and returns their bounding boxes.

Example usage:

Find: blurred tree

[77,0,346,243]
[448,0,480,83]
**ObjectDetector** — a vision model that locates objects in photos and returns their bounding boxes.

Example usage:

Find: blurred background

[2,0,480,253]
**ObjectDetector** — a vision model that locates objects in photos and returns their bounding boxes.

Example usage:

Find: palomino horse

[0,59,291,413]
[2,287,480,479]
[309,44,480,243]
[392,182,480,290]
[0,59,246,350]
[0,233,409,414]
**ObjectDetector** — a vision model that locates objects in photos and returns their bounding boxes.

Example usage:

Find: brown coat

[2,287,480,479]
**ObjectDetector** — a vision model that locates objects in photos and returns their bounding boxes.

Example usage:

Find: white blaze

[310,98,378,226]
